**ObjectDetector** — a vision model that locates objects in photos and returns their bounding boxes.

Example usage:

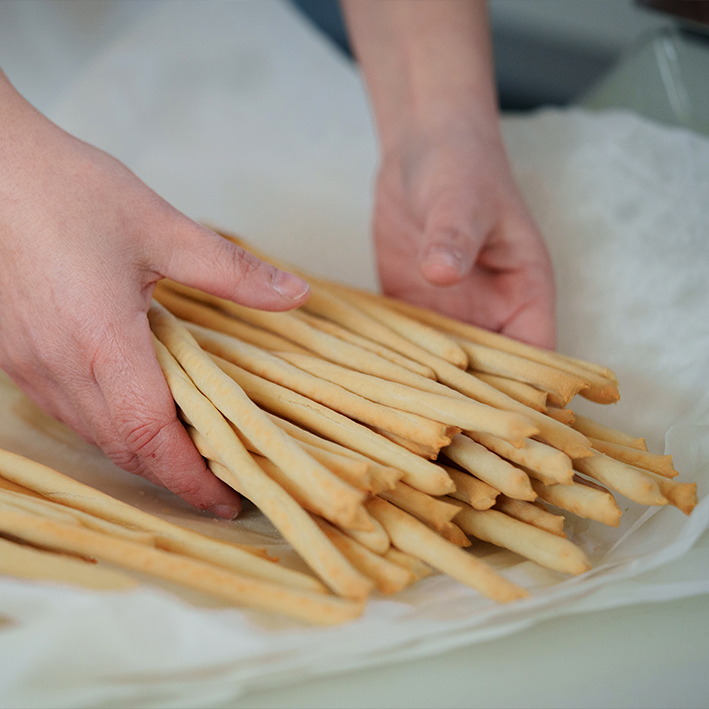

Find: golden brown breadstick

[471,372,548,412]
[530,477,622,527]
[571,414,647,451]
[443,434,536,501]
[379,482,461,531]
[467,432,574,486]
[369,427,442,459]
[382,548,433,581]
[633,468,698,516]
[366,498,527,603]
[573,453,667,507]
[0,508,364,625]
[442,466,500,510]
[589,438,677,478]
[494,496,566,537]
[545,406,575,425]
[438,520,472,547]
[278,353,538,445]
[450,502,590,575]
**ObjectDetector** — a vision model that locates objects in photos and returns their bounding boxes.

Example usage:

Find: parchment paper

[0,2,707,707]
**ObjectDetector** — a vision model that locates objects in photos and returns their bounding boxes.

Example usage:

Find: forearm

[341,0,499,151]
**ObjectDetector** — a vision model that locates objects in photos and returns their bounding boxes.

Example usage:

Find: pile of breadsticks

[0,229,698,625]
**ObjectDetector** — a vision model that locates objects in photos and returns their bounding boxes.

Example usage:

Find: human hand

[373,119,556,349]
[0,73,309,518]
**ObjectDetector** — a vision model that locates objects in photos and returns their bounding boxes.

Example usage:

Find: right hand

[0,71,310,519]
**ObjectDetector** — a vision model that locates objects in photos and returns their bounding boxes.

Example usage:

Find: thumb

[152,219,309,311]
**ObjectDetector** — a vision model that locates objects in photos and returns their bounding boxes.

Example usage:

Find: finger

[150,217,309,311]
[498,280,556,350]
[87,315,242,519]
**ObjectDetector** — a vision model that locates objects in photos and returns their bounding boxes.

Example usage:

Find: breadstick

[154,284,308,354]
[210,356,455,496]
[467,432,574,486]
[0,536,137,591]
[589,438,677,477]
[312,516,413,594]
[337,515,391,555]
[151,337,372,600]
[443,434,536,501]
[530,478,622,527]
[382,548,433,581]
[545,406,575,425]
[458,341,589,406]
[450,502,590,575]
[438,520,472,547]
[188,323,457,451]
[366,498,527,603]
[278,353,538,445]
[0,447,322,593]
[149,304,369,533]
[294,310,436,379]
[494,496,566,537]
[379,481,461,531]
[442,466,500,510]
[571,414,647,451]
[632,468,698,516]
[0,508,364,625]
[472,372,548,412]
[370,427,441,459]
[574,453,667,507]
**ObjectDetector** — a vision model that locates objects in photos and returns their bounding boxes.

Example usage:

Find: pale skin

[0,0,555,518]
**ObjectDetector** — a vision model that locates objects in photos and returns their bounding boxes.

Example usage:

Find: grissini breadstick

[631,468,697,516]
[449,501,590,575]
[458,341,589,406]
[154,284,308,354]
[438,520,472,547]
[467,432,574,486]
[0,448,324,593]
[151,336,373,600]
[530,477,622,527]
[0,475,45,498]
[366,497,527,603]
[494,496,566,537]
[149,304,369,533]
[571,414,647,451]
[573,453,668,507]
[188,322,458,451]
[588,438,677,477]
[382,548,433,581]
[0,536,138,591]
[293,310,436,379]
[312,516,412,594]
[545,406,575,425]
[369,427,441,459]
[471,372,548,412]
[0,508,364,625]
[378,481,461,531]
[209,355,455,496]
[444,434,536,501]
[442,466,500,510]
[278,353,538,445]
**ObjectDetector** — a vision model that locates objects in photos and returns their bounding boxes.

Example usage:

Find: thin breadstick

[0,489,82,525]
[379,481,461,531]
[589,438,677,477]
[631,468,698,516]
[278,353,538,445]
[303,285,469,369]
[366,498,527,603]
[312,516,413,594]
[459,341,589,406]
[188,323,458,451]
[149,304,369,533]
[0,447,322,593]
[467,432,574,486]
[472,372,548,412]
[442,466,500,510]
[337,515,391,555]
[545,406,575,425]
[571,414,648,451]
[151,337,372,600]
[370,427,441,459]
[154,284,309,354]
[553,351,618,383]
[519,463,565,488]
[294,310,436,379]
[209,356,455,495]
[494,495,566,537]
[530,478,622,527]
[0,476,45,498]
[0,508,364,625]
[444,434,536,501]
[0,536,138,591]
[161,281,436,390]
[573,453,667,507]
[382,548,433,581]
[438,520,472,547]
[450,502,590,575]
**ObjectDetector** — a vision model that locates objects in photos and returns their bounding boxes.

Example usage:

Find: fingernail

[271,269,310,301]
[209,504,240,520]
[421,245,464,276]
